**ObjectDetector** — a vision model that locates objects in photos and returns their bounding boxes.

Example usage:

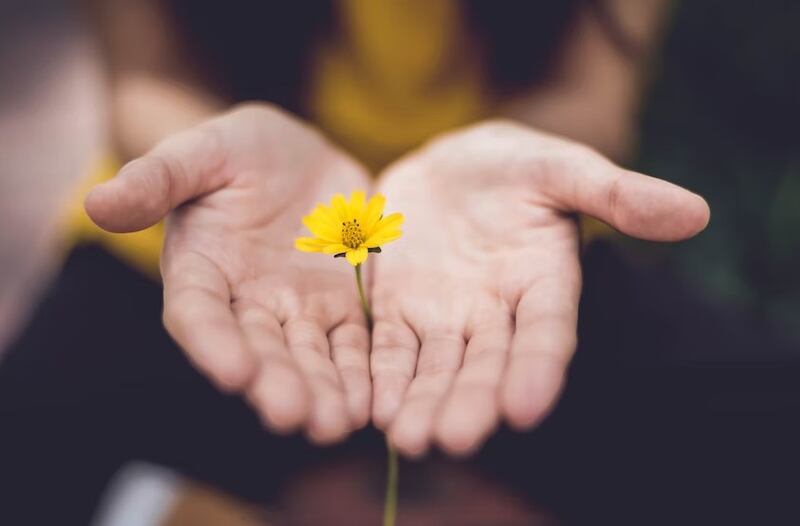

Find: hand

[370,120,710,456]
[86,104,372,444]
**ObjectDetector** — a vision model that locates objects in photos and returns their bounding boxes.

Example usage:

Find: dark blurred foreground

[1,242,798,525]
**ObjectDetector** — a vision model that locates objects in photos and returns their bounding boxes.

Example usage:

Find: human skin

[85,106,709,453]
[86,104,374,444]
[370,121,709,457]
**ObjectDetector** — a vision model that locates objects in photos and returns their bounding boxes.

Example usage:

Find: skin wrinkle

[163,249,230,300]
[372,319,420,359]
[235,280,288,320]
[605,170,625,230]
[334,356,368,375]
[143,156,177,226]
[165,125,229,208]
[465,306,513,341]
[414,333,467,374]
[370,320,420,421]
[332,351,369,377]
[236,316,294,371]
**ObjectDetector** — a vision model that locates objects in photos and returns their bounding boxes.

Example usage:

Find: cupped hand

[85,104,372,444]
[369,120,710,457]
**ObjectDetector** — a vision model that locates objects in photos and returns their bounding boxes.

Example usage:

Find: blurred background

[0,0,104,352]
[1,1,798,354]
[1,0,798,524]
[635,1,800,344]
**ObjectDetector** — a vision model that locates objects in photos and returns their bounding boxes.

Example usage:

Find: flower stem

[354,264,372,326]
[352,265,397,526]
[383,439,399,526]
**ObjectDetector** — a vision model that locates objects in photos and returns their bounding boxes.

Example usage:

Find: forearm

[501,0,673,161]
[84,0,226,160]
[109,75,225,161]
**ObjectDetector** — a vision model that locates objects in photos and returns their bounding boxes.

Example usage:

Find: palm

[370,121,709,456]
[89,105,372,442]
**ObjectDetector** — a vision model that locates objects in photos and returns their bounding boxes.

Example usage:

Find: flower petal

[364,229,402,248]
[331,193,350,222]
[309,204,340,228]
[349,190,366,220]
[361,193,386,233]
[295,237,328,252]
[303,215,341,242]
[322,243,350,255]
[368,212,404,238]
[345,246,368,266]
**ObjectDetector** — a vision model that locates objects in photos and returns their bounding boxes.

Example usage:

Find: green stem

[354,264,372,326]
[353,265,397,526]
[383,439,399,526]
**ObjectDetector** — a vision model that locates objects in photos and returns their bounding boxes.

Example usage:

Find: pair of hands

[86,104,709,457]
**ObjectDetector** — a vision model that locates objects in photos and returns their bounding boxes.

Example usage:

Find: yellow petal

[364,229,402,248]
[331,193,350,222]
[349,190,366,219]
[368,212,404,238]
[322,243,349,255]
[295,237,328,253]
[310,204,340,228]
[303,215,341,243]
[361,193,386,233]
[345,246,368,266]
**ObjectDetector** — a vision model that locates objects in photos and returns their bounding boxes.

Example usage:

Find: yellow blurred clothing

[64,0,609,280]
[64,156,164,280]
[64,0,486,279]
[309,0,486,171]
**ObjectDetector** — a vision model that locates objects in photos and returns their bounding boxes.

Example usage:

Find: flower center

[342,219,365,249]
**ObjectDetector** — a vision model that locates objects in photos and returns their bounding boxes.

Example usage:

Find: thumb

[85,125,227,233]
[541,150,710,242]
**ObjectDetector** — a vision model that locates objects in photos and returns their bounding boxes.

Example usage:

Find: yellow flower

[295,190,404,266]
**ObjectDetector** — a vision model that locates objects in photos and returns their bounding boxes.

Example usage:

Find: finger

[85,123,228,233]
[283,318,352,444]
[234,304,311,433]
[501,266,581,430]
[370,319,420,430]
[161,251,257,392]
[329,319,371,429]
[434,316,512,456]
[540,149,710,241]
[388,330,466,457]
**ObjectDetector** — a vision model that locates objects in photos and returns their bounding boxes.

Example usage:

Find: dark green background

[634,0,800,342]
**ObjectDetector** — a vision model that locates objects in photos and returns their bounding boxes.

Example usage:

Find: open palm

[86,104,372,443]
[370,121,710,456]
